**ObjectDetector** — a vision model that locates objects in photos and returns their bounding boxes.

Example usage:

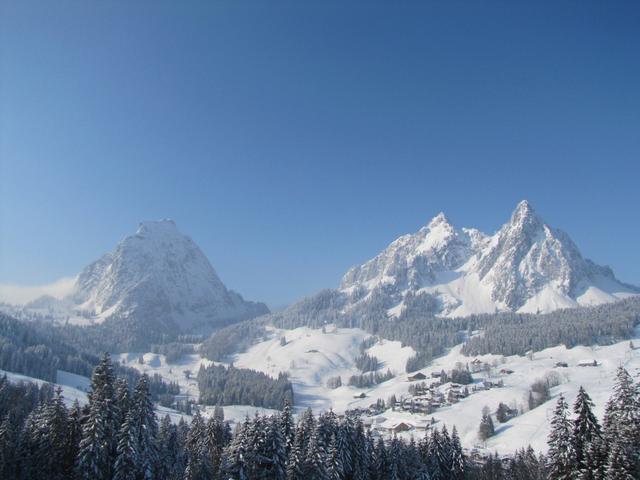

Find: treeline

[441,367,474,385]
[0,314,180,403]
[0,313,99,381]
[354,353,380,372]
[347,369,394,388]
[150,342,195,363]
[197,364,293,410]
[199,321,268,361]
[461,297,640,357]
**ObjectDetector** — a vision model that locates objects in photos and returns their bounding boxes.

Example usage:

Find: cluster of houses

[398,360,513,415]
[345,359,524,438]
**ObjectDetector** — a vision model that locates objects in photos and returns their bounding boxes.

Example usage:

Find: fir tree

[547,394,575,480]
[265,415,288,480]
[572,386,602,473]
[131,374,159,480]
[184,410,207,480]
[280,400,295,456]
[0,413,18,480]
[114,378,130,429]
[427,428,445,480]
[372,437,388,480]
[327,434,344,480]
[334,423,352,479]
[388,436,402,480]
[603,367,639,478]
[77,353,118,480]
[450,426,465,480]
[478,411,495,443]
[157,415,179,480]
[286,422,307,480]
[606,442,636,480]
[43,387,72,480]
[305,426,329,480]
[113,409,138,480]
[203,415,226,477]
[67,400,83,474]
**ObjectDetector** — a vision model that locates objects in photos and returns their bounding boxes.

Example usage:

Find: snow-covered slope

[232,326,415,412]
[340,200,637,317]
[228,326,640,453]
[16,220,268,332]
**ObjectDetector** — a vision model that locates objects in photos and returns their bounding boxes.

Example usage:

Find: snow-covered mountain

[23,220,268,331]
[340,200,638,318]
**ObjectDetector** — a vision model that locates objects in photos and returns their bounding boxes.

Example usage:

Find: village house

[577,359,598,367]
[408,372,427,382]
[389,422,413,433]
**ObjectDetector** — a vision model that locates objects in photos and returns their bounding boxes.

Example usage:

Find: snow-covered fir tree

[572,386,603,474]
[77,353,118,480]
[547,394,575,480]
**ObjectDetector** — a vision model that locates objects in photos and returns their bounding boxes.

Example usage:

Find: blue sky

[1,1,639,306]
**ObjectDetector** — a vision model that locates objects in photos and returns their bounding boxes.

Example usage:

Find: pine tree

[19,404,48,480]
[579,436,607,480]
[478,412,495,443]
[184,410,207,480]
[547,394,575,480]
[114,378,130,429]
[427,428,445,480]
[280,399,295,456]
[0,413,18,480]
[372,437,388,480]
[327,434,344,480]
[113,409,138,480]
[131,374,159,480]
[77,353,118,480]
[350,416,368,480]
[334,424,352,479]
[305,426,329,480]
[402,437,425,480]
[286,422,307,480]
[438,426,453,479]
[572,387,602,473]
[603,367,639,478]
[43,387,72,480]
[451,426,465,480]
[606,442,636,480]
[388,436,401,480]
[265,415,287,480]
[157,415,178,480]
[220,416,249,480]
[203,415,225,477]
[67,400,83,474]
[496,402,510,423]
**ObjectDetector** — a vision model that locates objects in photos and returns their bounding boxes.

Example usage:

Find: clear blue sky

[1,1,639,306]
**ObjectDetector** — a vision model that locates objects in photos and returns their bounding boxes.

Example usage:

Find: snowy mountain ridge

[340,200,637,318]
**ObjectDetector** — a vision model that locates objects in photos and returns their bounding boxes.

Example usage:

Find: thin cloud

[0,277,77,305]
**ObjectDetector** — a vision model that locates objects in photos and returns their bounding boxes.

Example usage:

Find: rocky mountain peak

[54,221,269,333]
[340,201,637,317]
